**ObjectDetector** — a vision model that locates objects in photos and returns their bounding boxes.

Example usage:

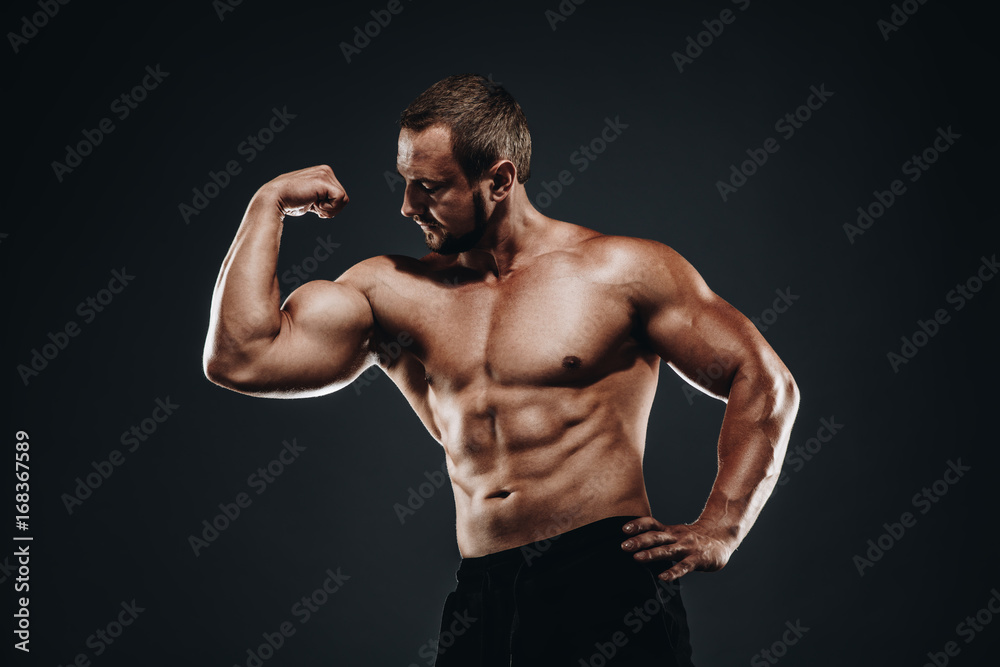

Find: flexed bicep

[208,275,378,398]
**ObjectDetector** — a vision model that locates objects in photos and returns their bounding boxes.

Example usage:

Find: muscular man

[203,74,799,666]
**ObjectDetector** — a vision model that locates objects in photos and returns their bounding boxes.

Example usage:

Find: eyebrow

[396,168,444,184]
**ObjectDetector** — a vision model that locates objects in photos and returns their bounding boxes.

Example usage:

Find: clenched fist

[256,165,349,219]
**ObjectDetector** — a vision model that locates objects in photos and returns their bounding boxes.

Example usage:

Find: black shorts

[433,515,696,667]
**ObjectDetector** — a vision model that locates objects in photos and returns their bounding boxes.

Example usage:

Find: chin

[421,227,442,248]
[424,193,489,255]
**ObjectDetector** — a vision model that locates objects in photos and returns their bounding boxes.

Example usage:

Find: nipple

[562,355,582,369]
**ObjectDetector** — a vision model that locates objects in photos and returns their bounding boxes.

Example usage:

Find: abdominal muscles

[440,381,653,557]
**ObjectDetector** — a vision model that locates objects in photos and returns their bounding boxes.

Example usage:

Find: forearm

[206,188,285,363]
[695,362,800,546]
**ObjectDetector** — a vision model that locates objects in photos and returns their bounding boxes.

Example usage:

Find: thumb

[311,195,346,219]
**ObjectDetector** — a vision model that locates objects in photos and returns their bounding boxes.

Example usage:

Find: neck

[457,187,547,278]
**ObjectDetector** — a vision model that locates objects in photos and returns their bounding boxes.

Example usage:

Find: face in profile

[397,126,491,255]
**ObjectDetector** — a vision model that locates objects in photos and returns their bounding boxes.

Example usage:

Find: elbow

[735,354,801,414]
[203,352,253,391]
[778,368,801,419]
[204,350,283,396]
[203,353,233,388]
[203,327,262,391]
[742,356,800,419]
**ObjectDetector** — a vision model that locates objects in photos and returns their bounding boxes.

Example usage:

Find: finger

[308,202,332,219]
[621,516,666,536]
[322,190,348,207]
[621,531,678,553]
[328,175,347,194]
[656,556,697,582]
[312,195,347,218]
[630,542,685,562]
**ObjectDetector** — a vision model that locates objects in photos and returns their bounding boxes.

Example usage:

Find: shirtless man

[203,74,800,666]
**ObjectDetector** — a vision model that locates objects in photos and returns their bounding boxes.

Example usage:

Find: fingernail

[624,524,634,533]
[622,541,633,549]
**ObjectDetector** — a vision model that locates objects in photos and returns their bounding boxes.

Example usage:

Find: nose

[401,183,423,219]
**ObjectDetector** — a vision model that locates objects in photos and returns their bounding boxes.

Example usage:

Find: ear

[488,160,517,202]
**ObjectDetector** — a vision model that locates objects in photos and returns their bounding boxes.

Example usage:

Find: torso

[363,222,662,556]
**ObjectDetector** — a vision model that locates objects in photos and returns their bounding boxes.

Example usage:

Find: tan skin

[203,124,800,581]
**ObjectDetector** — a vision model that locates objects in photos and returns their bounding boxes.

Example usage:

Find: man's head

[397,74,532,255]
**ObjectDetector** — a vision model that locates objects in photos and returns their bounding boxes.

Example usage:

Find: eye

[419,182,442,194]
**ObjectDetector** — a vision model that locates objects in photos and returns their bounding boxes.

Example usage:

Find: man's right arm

[202,165,377,398]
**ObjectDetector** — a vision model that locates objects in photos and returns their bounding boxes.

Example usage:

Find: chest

[374,265,638,387]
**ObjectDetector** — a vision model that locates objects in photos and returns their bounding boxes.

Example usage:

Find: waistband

[456,515,641,579]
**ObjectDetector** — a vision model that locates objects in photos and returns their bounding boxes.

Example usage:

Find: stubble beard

[424,190,490,255]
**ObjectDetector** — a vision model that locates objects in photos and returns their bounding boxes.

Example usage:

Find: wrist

[249,184,286,221]
[692,515,743,546]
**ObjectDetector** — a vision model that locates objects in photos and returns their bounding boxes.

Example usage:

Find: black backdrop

[4,1,999,665]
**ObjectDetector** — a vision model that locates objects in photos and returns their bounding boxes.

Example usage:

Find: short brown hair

[399,73,532,184]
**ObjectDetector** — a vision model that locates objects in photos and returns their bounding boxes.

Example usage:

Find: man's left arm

[620,239,801,581]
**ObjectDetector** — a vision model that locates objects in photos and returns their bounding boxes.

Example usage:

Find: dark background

[3,0,998,665]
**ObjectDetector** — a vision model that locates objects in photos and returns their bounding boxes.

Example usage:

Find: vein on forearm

[698,361,798,543]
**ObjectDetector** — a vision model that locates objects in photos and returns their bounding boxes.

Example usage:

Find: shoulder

[573,232,710,295]
[333,253,440,291]
[577,233,672,265]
